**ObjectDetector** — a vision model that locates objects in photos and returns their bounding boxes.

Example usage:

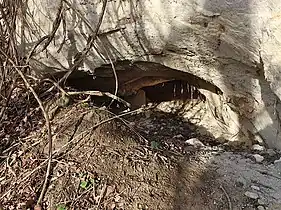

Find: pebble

[258,198,266,205]
[251,185,260,191]
[236,177,247,188]
[252,144,265,151]
[244,191,259,199]
[254,135,264,144]
[253,154,264,163]
[274,157,281,164]
[257,206,265,210]
[173,134,184,139]
[185,138,205,147]
[273,158,281,170]
[267,149,276,157]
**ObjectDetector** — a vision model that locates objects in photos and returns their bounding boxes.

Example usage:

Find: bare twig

[102,108,149,143]
[41,1,63,52]
[220,185,232,210]
[46,0,120,108]
[67,91,130,107]
[25,35,49,63]
[0,1,19,121]
[58,0,108,83]
[97,179,107,208]
[26,1,63,62]
[43,78,130,107]
[0,48,53,205]
[96,36,119,107]
[71,185,93,207]
[57,11,67,53]
[43,78,69,96]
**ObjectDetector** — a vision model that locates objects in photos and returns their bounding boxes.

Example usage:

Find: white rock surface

[267,149,277,157]
[274,157,281,164]
[252,144,266,151]
[185,138,205,147]
[213,152,281,208]
[258,198,266,205]
[245,191,259,200]
[173,134,184,139]
[251,185,261,191]
[253,154,265,163]
[17,0,281,149]
[257,206,266,210]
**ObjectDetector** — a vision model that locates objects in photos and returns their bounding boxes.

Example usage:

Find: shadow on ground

[0,99,255,209]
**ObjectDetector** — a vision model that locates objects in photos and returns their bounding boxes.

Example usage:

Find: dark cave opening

[45,61,222,110]
[142,79,206,103]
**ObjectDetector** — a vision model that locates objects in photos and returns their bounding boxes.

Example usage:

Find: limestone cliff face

[18,0,281,149]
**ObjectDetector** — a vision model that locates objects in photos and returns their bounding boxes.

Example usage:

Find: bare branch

[58,0,108,83]
[0,48,53,206]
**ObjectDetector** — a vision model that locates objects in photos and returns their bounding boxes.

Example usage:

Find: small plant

[151,141,160,149]
[79,174,96,190]
[80,180,91,190]
[56,204,67,210]
[81,102,89,108]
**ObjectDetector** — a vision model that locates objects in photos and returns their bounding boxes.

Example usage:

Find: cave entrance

[49,61,222,111]
[46,61,232,146]
[142,79,206,103]
[125,79,207,110]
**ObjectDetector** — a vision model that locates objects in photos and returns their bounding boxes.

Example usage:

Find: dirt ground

[1,98,281,210]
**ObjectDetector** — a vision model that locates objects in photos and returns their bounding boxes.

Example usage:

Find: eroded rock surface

[18,0,281,149]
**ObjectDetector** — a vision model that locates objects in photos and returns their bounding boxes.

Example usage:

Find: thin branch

[41,1,64,51]
[26,0,63,63]
[0,48,53,205]
[58,0,108,84]
[96,36,119,107]
[46,0,120,108]
[43,78,69,96]
[43,78,130,107]
[97,179,107,208]
[0,106,145,202]
[67,91,130,108]
[65,0,119,105]
[57,11,67,53]
[102,108,149,144]
[25,35,49,63]
[220,185,232,210]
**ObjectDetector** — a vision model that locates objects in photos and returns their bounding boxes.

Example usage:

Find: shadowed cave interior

[46,63,222,110]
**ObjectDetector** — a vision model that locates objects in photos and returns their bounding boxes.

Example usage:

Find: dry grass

[0,0,112,207]
[1,101,228,209]
[0,0,22,122]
